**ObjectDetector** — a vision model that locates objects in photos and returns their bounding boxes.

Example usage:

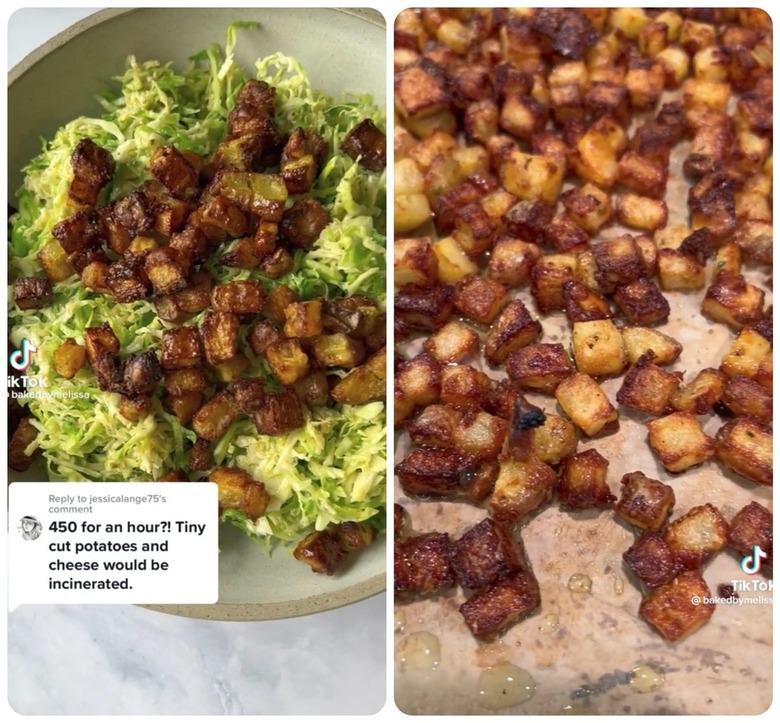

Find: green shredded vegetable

[8,25,386,546]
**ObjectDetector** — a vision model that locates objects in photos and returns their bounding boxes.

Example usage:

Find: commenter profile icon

[18,516,43,541]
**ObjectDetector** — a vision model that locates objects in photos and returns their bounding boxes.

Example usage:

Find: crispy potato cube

[228,378,266,414]
[211,467,269,521]
[37,241,74,282]
[264,285,298,325]
[702,274,765,328]
[395,447,476,497]
[735,221,772,267]
[558,448,614,509]
[311,333,365,369]
[499,94,547,139]
[683,78,730,111]
[9,418,38,472]
[570,116,627,188]
[571,319,627,376]
[484,300,542,366]
[664,504,729,569]
[395,533,455,596]
[562,280,612,323]
[670,368,726,414]
[459,570,541,641]
[728,502,772,567]
[84,323,120,363]
[423,320,479,364]
[658,249,705,291]
[452,274,508,325]
[283,300,323,339]
[615,193,668,231]
[407,404,460,449]
[489,456,557,523]
[200,312,239,366]
[453,411,508,460]
[440,364,491,410]
[211,280,265,315]
[617,355,681,416]
[529,414,577,466]
[616,152,667,198]
[555,373,618,437]
[331,347,386,405]
[608,7,648,38]
[722,375,771,422]
[506,343,574,394]
[14,276,53,310]
[614,278,670,326]
[592,234,645,292]
[253,389,305,435]
[433,235,478,284]
[394,236,438,287]
[171,271,212,315]
[122,351,162,396]
[213,354,250,383]
[487,237,540,287]
[656,46,690,87]
[396,353,441,406]
[622,326,682,366]
[118,394,152,422]
[294,531,345,575]
[165,391,203,424]
[192,391,239,441]
[624,534,681,589]
[502,198,554,242]
[530,253,577,313]
[615,471,675,532]
[265,338,310,385]
[143,247,186,296]
[395,63,450,119]
[53,339,87,379]
[544,214,589,253]
[715,418,772,486]
[452,518,526,591]
[163,368,210,397]
[720,329,771,380]
[646,412,714,472]
[640,571,714,642]
[499,149,564,203]
[561,183,612,232]
[247,320,281,356]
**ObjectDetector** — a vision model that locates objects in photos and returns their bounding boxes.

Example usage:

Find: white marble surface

[7,8,387,715]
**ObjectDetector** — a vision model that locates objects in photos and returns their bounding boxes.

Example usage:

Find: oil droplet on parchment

[568,573,592,593]
[394,609,406,634]
[396,631,440,671]
[613,575,625,596]
[538,613,560,633]
[478,663,536,710]
[629,664,665,693]
[475,639,508,668]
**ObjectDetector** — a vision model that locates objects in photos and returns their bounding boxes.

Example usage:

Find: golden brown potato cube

[670,368,726,414]
[394,236,438,287]
[615,193,668,231]
[640,571,714,642]
[395,532,455,595]
[311,333,365,369]
[213,354,250,383]
[440,364,491,410]
[484,300,542,366]
[561,183,612,233]
[735,220,772,267]
[331,347,386,405]
[263,284,298,324]
[453,411,508,461]
[616,152,667,199]
[558,448,615,509]
[614,278,670,326]
[9,418,38,472]
[489,456,557,523]
[728,502,772,567]
[211,467,269,521]
[571,319,627,377]
[254,389,305,435]
[702,274,765,328]
[615,471,675,532]
[506,343,574,394]
[432,235,478,284]
[395,447,474,498]
[395,63,450,119]
[294,531,346,575]
[683,78,730,112]
[248,320,281,356]
[570,116,626,188]
[228,378,267,414]
[84,323,120,362]
[14,276,53,310]
[118,394,152,422]
[499,149,564,204]
[722,375,772,422]
[159,327,201,371]
[53,339,87,379]
[487,237,541,287]
[165,391,203,424]
[192,391,239,441]
[37,241,74,282]
[200,312,239,367]
[407,130,456,170]
[451,518,526,591]
[555,373,618,437]
[608,7,649,37]
[283,300,323,339]
[664,504,729,569]
[163,368,210,397]
[464,99,499,144]
[646,412,714,472]
[407,404,461,449]
[529,414,577,466]
[80,260,111,294]
[396,353,441,406]
[105,257,151,303]
[423,320,479,364]
[143,248,186,295]
[499,94,547,139]
[265,338,310,385]
[625,61,665,110]
[617,355,681,416]
[624,533,681,590]
[544,215,589,254]
[452,274,508,325]
[622,326,682,366]
[592,234,645,292]
[657,249,705,291]
[530,253,577,313]
[562,280,612,323]
[720,328,771,380]
[170,271,212,315]
[211,280,265,315]
[715,417,772,486]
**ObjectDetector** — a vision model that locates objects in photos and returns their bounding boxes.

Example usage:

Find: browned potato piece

[452,274,508,325]
[657,249,705,291]
[646,412,714,472]
[451,518,526,591]
[562,280,612,323]
[558,448,615,509]
[640,571,715,642]
[192,391,240,441]
[544,215,589,254]
[279,198,331,248]
[265,338,309,385]
[213,354,250,383]
[664,503,729,570]
[616,354,681,416]
[506,343,574,394]
[570,116,626,189]
[728,502,772,568]
[592,234,645,292]
[670,368,725,414]
[395,532,455,596]
[161,327,203,370]
[530,254,577,313]
[294,531,346,575]
[165,391,203,424]
[396,353,440,406]
[484,300,542,365]
[105,257,151,303]
[407,404,461,449]
[254,389,305,435]
[248,320,281,356]
[395,63,450,119]
[529,414,577,465]
[211,467,269,521]
[264,284,298,324]
[13,277,53,310]
[122,351,162,397]
[453,411,508,460]
[571,320,627,376]
[189,437,212,472]
[311,334,365,369]
[616,470,675,532]
[150,145,199,200]
[163,368,211,397]
[555,373,618,437]
[37,241,74,282]
[332,347,386,405]
[487,237,541,287]
[489,456,557,523]
[283,300,324,338]
[622,327,682,366]
[211,280,265,315]
[722,375,772,422]
[624,534,681,589]
[118,394,152,422]
[395,447,476,497]
[615,193,668,231]
[720,328,771,380]
[144,248,187,295]
[395,236,439,287]
[614,278,670,326]
[200,312,240,366]
[561,183,612,233]
[715,417,772,486]
[395,284,453,332]
[9,418,38,472]
[53,339,87,379]
[69,138,115,205]
[423,320,479,363]
[170,271,212,315]
[616,152,667,198]
[499,149,564,204]
[440,364,491,410]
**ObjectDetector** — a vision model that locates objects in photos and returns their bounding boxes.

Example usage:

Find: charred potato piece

[280,128,327,194]
[555,373,618,437]
[200,312,240,367]
[253,389,305,435]
[265,285,299,324]
[452,518,527,590]
[646,412,714,472]
[728,502,772,569]
[453,411,508,461]
[161,327,203,370]
[715,417,772,485]
[617,354,681,416]
[265,338,310,385]
[530,254,577,313]
[396,353,441,406]
[211,280,265,315]
[395,532,455,596]
[622,326,682,365]
[721,375,772,422]
[331,347,386,405]
[640,571,715,642]
[561,183,612,233]
[489,456,557,523]
[440,364,491,410]
[150,146,200,200]
[558,448,614,509]
[247,320,281,356]
[395,62,450,120]
[395,284,453,332]
[571,319,627,377]
[452,275,508,325]
[562,280,612,323]
[614,278,670,326]
[283,300,324,339]
[664,504,729,569]
[624,534,681,589]
[118,394,152,422]
[616,152,667,199]
[592,234,646,292]
[395,447,476,498]
[279,198,330,249]
[14,277,53,310]
[702,273,765,328]
[105,257,150,303]
[122,351,162,396]
[9,418,38,472]
[506,343,574,394]
[211,467,269,521]
[144,248,187,296]
[341,118,386,170]
[189,437,213,472]
[53,339,87,379]
[615,471,675,532]
[294,531,346,575]
[192,391,240,441]
[484,300,542,365]
[69,138,114,205]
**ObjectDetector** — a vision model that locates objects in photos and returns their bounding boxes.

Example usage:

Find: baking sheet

[393,130,773,714]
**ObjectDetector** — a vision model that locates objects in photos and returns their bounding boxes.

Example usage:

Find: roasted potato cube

[311,333,365,369]
[279,197,330,249]
[395,63,450,119]
[614,278,670,326]
[484,300,542,366]
[118,394,152,422]
[561,183,612,232]
[506,343,574,394]
[617,354,681,416]
[640,571,715,642]
[9,418,38,472]
[489,456,557,523]
[395,533,455,596]
[188,437,212,472]
[396,353,441,406]
[452,518,526,590]
[751,306,773,345]
[570,116,627,188]
[84,323,120,360]
[670,368,725,415]
[562,280,612,323]
[544,214,590,254]
[395,284,454,333]
[165,391,204,424]
[53,339,87,379]
[80,260,111,294]
[200,312,240,366]
[657,249,705,291]
[144,248,187,295]
[159,327,202,371]
[622,326,682,365]
[555,373,618,437]
[265,338,310,385]
[571,319,627,377]
[723,374,771,422]
[529,414,578,466]
[228,378,267,414]
[728,502,772,568]
[150,145,199,200]
[105,257,151,303]
[656,46,690,87]
[502,198,554,242]
[395,236,439,288]
[283,300,323,339]
[211,467,269,521]
[407,404,460,449]
[280,129,326,194]
[163,368,210,397]
[608,7,648,37]
[396,447,476,498]
[646,412,714,472]
[530,253,577,313]
[499,149,565,204]
[664,504,729,569]
[432,235,479,284]
[37,242,74,282]
[423,320,479,364]
[720,328,771,380]
[616,152,667,198]
[459,570,541,641]
[615,193,668,231]
[213,354,250,383]
[499,94,547,140]
[245,321,280,357]
[294,531,346,575]
[453,411,508,461]
[615,471,675,532]
[253,389,305,435]
[715,417,772,486]
[13,277,53,310]
[735,221,772,267]
[192,391,239,441]
[211,280,265,315]
[440,364,491,410]
[558,448,614,509]
[452,274,508,325]
[624,534,681,589]
[592,234,645,292]
[331,347,386,405]
[702,273,765,328]
[69,138,114,205]
[122,351,162,396]
[486,237,540,288]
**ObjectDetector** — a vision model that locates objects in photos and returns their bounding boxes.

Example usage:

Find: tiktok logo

[9,338,37,371]
[740,545,768,574]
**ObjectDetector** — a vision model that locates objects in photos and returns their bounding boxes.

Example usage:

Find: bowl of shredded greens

[8,8,386,619]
